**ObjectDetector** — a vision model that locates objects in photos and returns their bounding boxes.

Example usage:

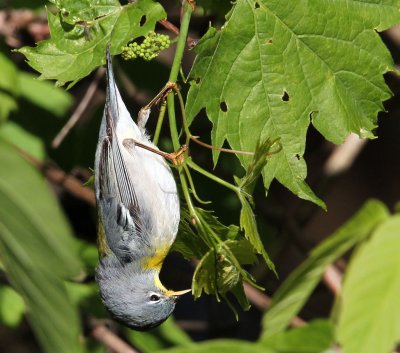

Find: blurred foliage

[0,285,25,327]
[261,200,389,339]
[0,1,399,353]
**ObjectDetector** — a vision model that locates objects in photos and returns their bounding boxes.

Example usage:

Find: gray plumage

[94,46,183,329]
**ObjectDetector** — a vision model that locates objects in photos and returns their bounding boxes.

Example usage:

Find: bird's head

[96,258,190,330]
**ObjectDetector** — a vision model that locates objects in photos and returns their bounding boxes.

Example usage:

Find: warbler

[94,46,189,330]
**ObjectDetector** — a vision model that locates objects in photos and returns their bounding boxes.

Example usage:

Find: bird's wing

[97,109,145,263]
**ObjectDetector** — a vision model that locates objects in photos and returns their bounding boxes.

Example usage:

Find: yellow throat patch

[142,246,169,271]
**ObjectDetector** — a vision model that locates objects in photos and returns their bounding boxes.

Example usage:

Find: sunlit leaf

[261,320,333,353]
[17,0,166,87]
[337,216,400,353]
[186,0,398,207]
[261,199,389,339]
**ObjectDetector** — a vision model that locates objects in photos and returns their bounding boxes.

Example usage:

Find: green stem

[164,2,198,242]
[186,159,240,194]
[152,101,166,145]
[167,2,193,150]
[176,88,191,145]
[183,165,211,205]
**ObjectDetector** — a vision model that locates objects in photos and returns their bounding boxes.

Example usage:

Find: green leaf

[173,208,213,260]
[232,138,281,273]
[49,0,123,24]
[0,139,83,353]
[0,93,18,123]
[0,122,45,161]
[238,193,275,272]
[77,240,99,275]
[125,317,192,353]
[0,285,25,328]
[192,238,257,312]
[186,0,398,207]
[0,250,83,353]
[0,53,19,95]
[17,0,166,87]
[18,72,73,117]
[261,320,333,353]
[0,53,18,122]
[261,199,389,339]
[177,204,259,310]
[337,215,400,353]
[155,340,274,353]
[0,139,82,277]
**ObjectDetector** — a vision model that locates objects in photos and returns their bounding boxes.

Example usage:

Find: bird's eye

[150,294,160,302]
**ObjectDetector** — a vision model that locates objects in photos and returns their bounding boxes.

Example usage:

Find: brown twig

[323,133,367,177]
[52,67,105,149]
[175,320,209,331]
[91,322,139,353]
[158,18,197,48]
[323,264,343,296]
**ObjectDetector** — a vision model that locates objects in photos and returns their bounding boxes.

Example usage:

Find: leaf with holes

[17,0,165,87]
[186,0,399,207]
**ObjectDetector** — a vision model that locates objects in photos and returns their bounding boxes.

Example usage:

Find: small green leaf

[238,138,281,194]
[0,52,19,95]
[177,205,258,310]
[77,240,99,274]
[261,199,389,339]
[0,93,18,123]
[261,319,333,353]
[233,137,280,273]
[17,0,166,87]
[83,175,95,187]
[49,0,122,24]
[238,193,275,273]
[65,281,98,306]
[192,238,257,309]
[337,215,400,353]
[173,208,211,260]
[0,285,25,328]
[197,208,240,241]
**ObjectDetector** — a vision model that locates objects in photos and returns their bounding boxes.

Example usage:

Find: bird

[94,45,190,330]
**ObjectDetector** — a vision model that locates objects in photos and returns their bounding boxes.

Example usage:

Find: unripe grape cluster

[121,32,171,61]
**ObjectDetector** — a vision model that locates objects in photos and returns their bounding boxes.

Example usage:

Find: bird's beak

[165,289,192,298]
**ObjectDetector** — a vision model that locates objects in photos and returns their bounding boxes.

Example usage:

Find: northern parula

[94,46,189,330]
